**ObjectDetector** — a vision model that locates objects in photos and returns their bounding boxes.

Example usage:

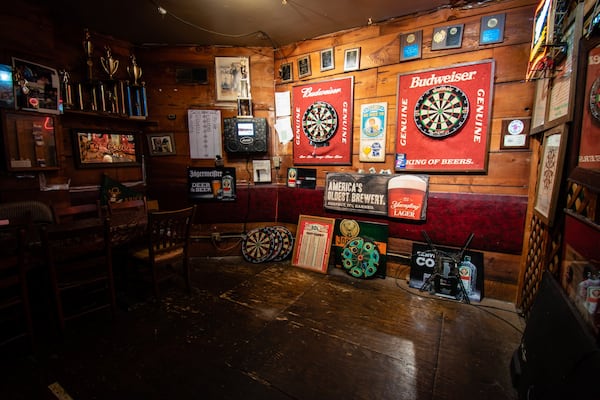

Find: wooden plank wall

[0,0,538,302]
[137,0,537,302]
[271,0,536,195]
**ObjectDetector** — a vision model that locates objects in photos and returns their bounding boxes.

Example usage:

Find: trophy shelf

[62,109,158,126]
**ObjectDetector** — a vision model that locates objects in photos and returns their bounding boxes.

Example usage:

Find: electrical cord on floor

[392,264,524,335]
[211,236,244,251]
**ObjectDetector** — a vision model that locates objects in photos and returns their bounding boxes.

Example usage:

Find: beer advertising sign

[292,77,354,165]
[324,173,429,220]
[395,60,494,172]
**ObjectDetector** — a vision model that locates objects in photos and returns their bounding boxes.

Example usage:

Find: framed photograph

[500,118,531,150]
[297,55,311,78]
[344,48,360,71]
[534,124,568,226]
[291,215,336,274]
[320,48,334,71]
[147,133,176,156]
[280,62,292,83]
[73,129,140,168]
[12,57,60,114]
[215,56,250,101]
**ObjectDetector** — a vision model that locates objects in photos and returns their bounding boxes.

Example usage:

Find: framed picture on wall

[545,3,583,129]
[147,133,176,156]
[534,124,568,226]
[12,57,60,114]
[574,34,600,171]
[215,56,249,101]
[73,129,140,168]
[297,55,311,78]
[280,62,292,83]
[344,48,360,71]
[320,48,334,71]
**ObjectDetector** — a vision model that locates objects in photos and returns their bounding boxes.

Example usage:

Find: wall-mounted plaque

[479,14,505,45]
[400,31,422,61]
[431,24,464,50]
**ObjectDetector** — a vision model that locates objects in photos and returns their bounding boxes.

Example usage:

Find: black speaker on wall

[510,272,600,399]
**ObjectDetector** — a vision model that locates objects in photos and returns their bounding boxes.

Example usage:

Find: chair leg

[152,264,160,299]
[183,258,191,294]
[49,267,66,333]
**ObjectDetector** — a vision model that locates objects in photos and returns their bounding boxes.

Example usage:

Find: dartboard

[271,226,294,261]
[263,226,284,262]
[242,228,273,263]
[302,101,338,145]
[414,85,469,138]
[589,77,600,122]
[341,237,380,279]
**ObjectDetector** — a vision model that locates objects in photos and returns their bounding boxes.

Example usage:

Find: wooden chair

[129,206,196,298]
[41,219,115,332]
[52,202,102,224]
[107,198,148,248]
[0,218,34,349]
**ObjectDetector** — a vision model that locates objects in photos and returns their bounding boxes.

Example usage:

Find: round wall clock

[589,77,600,122]
[414,85,470,138]
[302,101,338,146]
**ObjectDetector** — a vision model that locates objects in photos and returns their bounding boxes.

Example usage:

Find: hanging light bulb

[157,6,167,15]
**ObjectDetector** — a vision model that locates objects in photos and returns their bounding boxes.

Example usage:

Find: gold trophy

[83,28,94,81]
[59,69,74,109]
[127,54,143,86]
[100,46,119,80]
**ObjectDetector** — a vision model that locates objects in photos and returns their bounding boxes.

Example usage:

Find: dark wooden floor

[0,257,524,399]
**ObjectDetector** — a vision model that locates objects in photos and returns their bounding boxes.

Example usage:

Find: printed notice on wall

[188,109,222,159]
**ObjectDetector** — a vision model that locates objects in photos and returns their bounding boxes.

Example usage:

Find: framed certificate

[291,215,335,274]
[534,124,568,226]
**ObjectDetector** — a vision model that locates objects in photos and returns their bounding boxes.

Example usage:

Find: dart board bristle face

[414,85,469,138]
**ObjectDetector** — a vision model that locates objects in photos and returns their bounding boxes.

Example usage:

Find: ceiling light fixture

[157,6,167,15]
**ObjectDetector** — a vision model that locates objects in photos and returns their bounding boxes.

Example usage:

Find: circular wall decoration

[302,101,338,146]
[341,237,380,279]
[589,77,600,122]
[339,219,360,238]
[414,85,469,138]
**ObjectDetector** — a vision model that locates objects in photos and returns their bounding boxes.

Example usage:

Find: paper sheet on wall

[275,91,291,117]
[275,116,293,144]
[188,109,222,159]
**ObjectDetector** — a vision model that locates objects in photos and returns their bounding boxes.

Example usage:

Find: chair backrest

[0,201,54,224]
[147,206,195,260]
[42,219,112,265]
[0,220,28,282]
[0,218,33,347]
[52,202,102,224]
[107,197,148,247]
